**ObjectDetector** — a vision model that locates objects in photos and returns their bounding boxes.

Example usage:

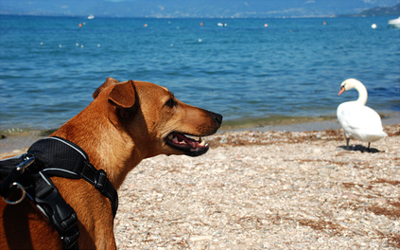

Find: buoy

[79,23,82,27]
[264,23,268,27]
[200,22,203,26]
[323,21,326,25]
[144,24,147,27]
[371,23,377,29]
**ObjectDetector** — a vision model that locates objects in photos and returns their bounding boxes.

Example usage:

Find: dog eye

[165,98,176,108]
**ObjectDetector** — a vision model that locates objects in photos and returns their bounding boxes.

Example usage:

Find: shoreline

[1,115,399,155]
[221,111,400,132]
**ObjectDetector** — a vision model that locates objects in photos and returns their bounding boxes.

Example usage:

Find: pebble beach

[112,124,400,249]
[1,124,399,249]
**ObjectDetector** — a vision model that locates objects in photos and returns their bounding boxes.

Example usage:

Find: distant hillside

[359,3,400,16]
[342,3,400,17]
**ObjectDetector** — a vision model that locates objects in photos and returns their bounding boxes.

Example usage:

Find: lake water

[0,15,399,133]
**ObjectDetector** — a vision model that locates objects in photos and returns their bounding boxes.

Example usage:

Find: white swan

[337,78,387,150]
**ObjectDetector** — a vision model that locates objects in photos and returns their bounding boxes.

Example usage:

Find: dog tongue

[174,133,202,149]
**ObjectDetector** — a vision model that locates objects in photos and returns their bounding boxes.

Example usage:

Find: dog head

[93,77,222,158]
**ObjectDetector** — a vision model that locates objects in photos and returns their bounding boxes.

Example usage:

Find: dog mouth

[166,132,209,156]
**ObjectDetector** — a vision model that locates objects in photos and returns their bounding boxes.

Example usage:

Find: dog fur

[0,78,222,249]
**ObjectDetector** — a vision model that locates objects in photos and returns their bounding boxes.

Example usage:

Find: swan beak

[338,87,345,96]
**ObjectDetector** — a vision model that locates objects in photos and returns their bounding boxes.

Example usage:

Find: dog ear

[108,80,136,108]
[93,77,120,99]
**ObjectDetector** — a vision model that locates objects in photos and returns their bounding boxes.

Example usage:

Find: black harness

[0,136,118,249]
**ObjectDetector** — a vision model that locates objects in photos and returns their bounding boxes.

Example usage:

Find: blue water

[0,15,399,132]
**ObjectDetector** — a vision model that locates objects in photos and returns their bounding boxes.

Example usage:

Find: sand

[1,124,399,249]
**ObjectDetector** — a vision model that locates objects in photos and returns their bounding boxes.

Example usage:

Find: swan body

[336,78,387,150]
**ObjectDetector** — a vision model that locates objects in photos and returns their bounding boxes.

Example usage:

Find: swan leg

[346,137,350,150]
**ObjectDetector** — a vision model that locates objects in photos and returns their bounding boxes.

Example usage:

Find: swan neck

[355,83,368,105]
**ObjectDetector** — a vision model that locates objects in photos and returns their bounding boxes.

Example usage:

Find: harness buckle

[61,227,80,249]
[34,177,80,248]
[94,169,107,192]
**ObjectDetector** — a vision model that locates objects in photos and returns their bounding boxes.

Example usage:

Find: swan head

[338,78,368,105]
[338,78,363,96]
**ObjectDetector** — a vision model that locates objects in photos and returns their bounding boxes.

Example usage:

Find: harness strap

[27,136,118,217]
[0,136,119,249]
[1,155,80,249]
[27,172,80,249]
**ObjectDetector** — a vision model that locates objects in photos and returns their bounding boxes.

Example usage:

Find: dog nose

[212,113,223,125]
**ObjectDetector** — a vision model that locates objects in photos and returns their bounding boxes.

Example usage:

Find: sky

[0,0,399,18]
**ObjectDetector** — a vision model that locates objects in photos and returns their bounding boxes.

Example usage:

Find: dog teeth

[168,134,207,147]
[168,134,179,142]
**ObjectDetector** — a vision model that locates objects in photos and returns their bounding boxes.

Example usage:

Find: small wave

[0,127,56,137]
[220,115,337,131]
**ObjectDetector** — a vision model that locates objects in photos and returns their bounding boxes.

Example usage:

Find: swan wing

[337,102,386,141]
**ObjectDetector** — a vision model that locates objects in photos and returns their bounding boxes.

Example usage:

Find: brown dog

[0,78,222,249]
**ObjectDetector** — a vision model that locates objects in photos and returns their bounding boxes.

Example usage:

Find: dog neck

[52,107,144,190]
